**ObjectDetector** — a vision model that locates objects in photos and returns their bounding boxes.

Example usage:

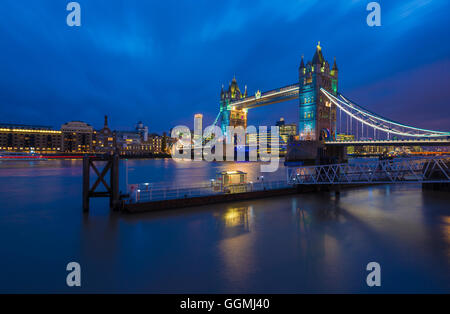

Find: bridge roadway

[325,139,450,147]
[230,83,299,109]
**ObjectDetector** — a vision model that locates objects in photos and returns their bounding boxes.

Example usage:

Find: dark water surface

[0,159,449,293]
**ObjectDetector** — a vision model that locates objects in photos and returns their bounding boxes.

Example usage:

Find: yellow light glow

[0,128,61,134]
[224,211,240,222]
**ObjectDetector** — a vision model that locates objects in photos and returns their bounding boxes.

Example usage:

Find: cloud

[345,59,450,131]
[384,0,447,35]
[197,0,321,41]
[0,0,448,133]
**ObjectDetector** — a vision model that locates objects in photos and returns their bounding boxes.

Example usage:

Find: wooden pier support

[82,154,121,212]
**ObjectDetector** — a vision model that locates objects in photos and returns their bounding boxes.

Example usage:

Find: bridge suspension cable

[211,111,221,127]
[321,88,450,139]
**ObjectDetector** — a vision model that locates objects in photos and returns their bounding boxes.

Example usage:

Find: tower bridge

[215,42,450,149]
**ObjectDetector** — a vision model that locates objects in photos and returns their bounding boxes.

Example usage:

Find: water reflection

[215,206,252,238]
[442,216,450,258]
[80,212,121,289]
[215,205,256,288]
[422,190,450,267]
[292,198,344,287]
[1,160,450,292]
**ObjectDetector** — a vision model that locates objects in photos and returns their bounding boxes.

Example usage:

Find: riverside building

[0,123,62,153]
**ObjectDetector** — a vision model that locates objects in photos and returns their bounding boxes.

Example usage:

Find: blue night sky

[0,0,449,133]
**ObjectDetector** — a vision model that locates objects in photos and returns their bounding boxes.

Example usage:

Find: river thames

[0,159,449,293]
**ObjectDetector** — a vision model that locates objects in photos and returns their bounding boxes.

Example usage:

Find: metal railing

[128,180,292,203]
[286,157,450,185]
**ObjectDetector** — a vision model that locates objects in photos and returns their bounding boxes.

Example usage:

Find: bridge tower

[298,42,338,141]
[219,76,248,135]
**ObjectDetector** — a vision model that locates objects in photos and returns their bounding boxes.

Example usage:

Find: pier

[125,184,297,213]
[81,154,450,214]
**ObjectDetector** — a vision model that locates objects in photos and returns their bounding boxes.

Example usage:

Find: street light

[257,176,265,190]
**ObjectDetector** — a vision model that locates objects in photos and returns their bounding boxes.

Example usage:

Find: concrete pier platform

[124,188,297,213]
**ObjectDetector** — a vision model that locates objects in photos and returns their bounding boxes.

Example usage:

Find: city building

[247,126,286,156]
[1,117,171,156]
[276,118,297,144]
[298,42,338,141]
[0,123,62,153]
[61,121,94,153]
[193,114,203,143]
[147,133,164,153]
[115,130,144,154]
[136,121,149,142]
[114,130,165,156]
[94,115,115,152]
[163,131,177,153]
[115,119,166,156]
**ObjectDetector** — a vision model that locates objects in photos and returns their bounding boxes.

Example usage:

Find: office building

[276,118,297,144]
[194,114,203,143]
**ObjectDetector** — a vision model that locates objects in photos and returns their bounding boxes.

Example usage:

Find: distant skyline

[0,0,449,133]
